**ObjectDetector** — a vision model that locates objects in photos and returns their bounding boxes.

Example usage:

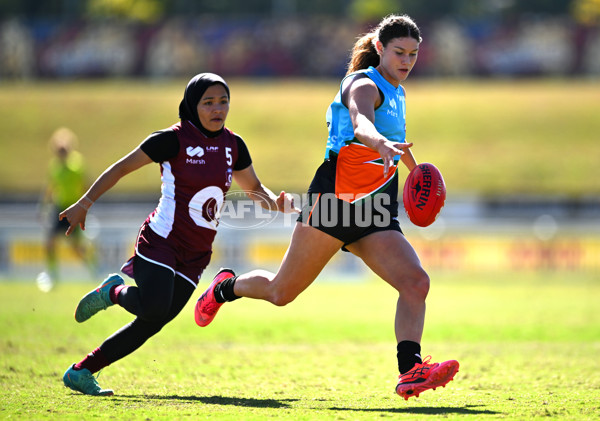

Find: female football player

[195,15,459,400]
[60,73,297,396]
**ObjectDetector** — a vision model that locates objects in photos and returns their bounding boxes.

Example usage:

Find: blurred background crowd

[1,0,600,80]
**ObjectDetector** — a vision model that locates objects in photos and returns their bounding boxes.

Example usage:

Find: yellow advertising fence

[6,233,600,277]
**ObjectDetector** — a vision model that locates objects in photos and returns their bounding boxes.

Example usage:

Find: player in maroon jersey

[60,73,298,396]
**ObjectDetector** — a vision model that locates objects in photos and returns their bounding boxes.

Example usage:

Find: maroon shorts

[121,222,212,287]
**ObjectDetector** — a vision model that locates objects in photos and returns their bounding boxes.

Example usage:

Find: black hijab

[179,73,230,138]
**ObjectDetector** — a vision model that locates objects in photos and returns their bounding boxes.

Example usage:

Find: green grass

[1,78,599,196]
[1,270,599,419]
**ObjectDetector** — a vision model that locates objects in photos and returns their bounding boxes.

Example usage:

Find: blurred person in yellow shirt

[37,127,96,291]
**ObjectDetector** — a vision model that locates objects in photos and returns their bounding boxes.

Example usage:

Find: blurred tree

[349,0,399,23]
[0,0,577,20]
[510,0,571,15]
[0,0,85,19]
[573,0,600,25]
[86,0,165,22]
[164,0,349,17]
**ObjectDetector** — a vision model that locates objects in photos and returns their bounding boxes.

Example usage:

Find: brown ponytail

[345,14,422,75]
[346,32,379,75]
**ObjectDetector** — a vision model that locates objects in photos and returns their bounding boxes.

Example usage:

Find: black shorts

[297,158,403,250]
[121,221,212,287]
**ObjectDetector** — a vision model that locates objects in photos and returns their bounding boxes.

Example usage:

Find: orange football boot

[396,356,459,400]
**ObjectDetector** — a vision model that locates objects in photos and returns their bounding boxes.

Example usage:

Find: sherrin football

[403,163,446,227]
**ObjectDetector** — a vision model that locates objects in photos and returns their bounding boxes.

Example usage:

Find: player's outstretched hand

[59,202,88,236]
[377,140,413,176]
[277,191,301,214]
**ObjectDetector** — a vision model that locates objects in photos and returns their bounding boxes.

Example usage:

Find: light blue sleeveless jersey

[325,66,406,159]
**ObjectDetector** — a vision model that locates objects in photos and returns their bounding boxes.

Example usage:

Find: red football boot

[396,356,459,400]
[194,268,235,327]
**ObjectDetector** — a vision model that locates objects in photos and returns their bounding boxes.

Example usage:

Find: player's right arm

[347,77,413,176]
[60,147,153,236]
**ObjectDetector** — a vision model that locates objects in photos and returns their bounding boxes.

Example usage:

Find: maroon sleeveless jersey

[121,121,251,285]
[146,120,238,251]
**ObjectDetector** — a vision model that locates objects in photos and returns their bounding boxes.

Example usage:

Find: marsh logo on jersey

[186,146,204,157]
[186,146,206,164]
[387,98,399,118]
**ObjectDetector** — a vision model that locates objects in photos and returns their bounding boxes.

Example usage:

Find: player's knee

[408,269,430,300]
[393,268,430,300]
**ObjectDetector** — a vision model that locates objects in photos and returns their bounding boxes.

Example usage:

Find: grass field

[1,270,599,420]
[1,78,599,196]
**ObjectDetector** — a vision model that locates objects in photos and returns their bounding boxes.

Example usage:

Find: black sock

[213,276,241,303]
[397,340,422,374]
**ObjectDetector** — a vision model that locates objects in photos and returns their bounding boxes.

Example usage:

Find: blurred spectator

[582,30,600,74]
[429,19,475,76]
[476,17,575,76]
[0,14,598,79]
[40,22,137,77]
[144,19,209,77]
[0,19,34,79]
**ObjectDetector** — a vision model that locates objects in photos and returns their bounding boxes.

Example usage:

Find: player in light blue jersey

[326,65,407,159]
[196,15,459,400]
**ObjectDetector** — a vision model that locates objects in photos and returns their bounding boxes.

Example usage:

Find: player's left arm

[233,165,299,213]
